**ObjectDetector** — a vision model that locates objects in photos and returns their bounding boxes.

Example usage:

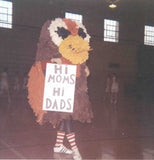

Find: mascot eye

[78,28,86,39]
[56,27,71,39]
[48,18,69,46]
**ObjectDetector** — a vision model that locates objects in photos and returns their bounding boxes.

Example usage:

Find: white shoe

[53,144,72,154]
[72,147,82,160]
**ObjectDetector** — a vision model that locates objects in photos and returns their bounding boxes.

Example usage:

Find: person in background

[104,74,111,101]
[0,67,9,94]
[13,72,20,93]
[110,73,119,105]
[0,67,11,103]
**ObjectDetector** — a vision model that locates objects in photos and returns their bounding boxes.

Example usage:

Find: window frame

[65,12,83,23]
[0,0,13,29]
[144,25,154,46]
[104,19,119,43]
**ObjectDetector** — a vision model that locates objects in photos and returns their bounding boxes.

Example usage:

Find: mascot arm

[85,65,90,77]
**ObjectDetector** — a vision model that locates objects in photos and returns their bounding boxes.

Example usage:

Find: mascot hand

[85,66,90,77]
[51,58,62,64]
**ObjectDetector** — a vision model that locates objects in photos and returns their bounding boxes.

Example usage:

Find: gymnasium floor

[0,91,154,159]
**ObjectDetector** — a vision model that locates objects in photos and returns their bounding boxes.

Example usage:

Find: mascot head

[36,18,91,65]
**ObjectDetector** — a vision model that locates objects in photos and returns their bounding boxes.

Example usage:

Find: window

[65,12,82,23]
[144,25,154,46]
[104,19,119,42]
[0,0,13,29]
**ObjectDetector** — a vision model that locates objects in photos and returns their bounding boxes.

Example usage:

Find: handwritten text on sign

[43,63,77,113]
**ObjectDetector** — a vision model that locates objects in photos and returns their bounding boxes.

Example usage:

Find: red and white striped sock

[55,131,65,147]
[66,133,77,150]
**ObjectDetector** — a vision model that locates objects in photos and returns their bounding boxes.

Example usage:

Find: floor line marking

[0,138,27,159]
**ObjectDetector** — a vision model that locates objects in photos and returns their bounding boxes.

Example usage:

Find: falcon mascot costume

[27,18,93,160]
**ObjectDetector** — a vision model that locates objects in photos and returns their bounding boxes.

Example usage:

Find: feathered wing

[27,61,47,124]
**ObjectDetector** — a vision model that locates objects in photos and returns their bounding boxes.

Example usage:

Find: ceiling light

[105,0,120,8]
[109,3,117,8]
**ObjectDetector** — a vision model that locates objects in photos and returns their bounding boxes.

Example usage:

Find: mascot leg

[65,118,82,160]
[53,117,82,160]
[53,120,72,154]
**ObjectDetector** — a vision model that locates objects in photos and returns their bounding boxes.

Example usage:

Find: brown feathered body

[27,19,93,126]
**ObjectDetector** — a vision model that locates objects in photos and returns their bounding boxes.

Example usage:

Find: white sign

[43,63,77,113]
